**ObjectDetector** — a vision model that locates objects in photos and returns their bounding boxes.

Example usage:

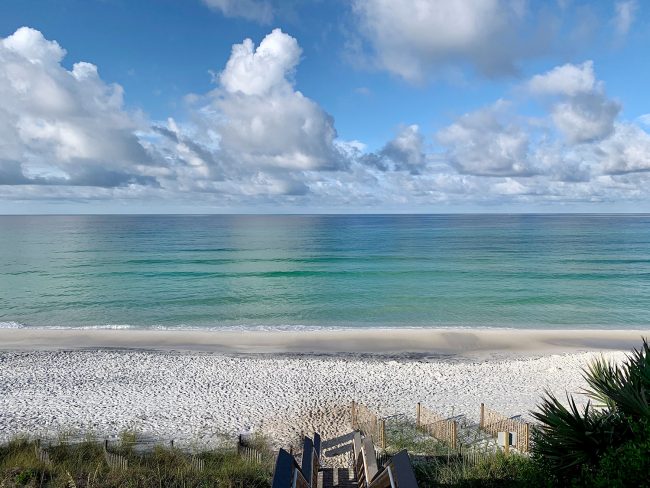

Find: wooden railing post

[416,402,421,429]
[524,423,530,453]
[351,401,357,430]
[450,420,458,450]
[379,419,386,450]
[480,403,485,429]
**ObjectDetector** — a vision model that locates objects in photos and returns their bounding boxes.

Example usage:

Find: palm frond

[531,391,622,474]
[582,338,650,419]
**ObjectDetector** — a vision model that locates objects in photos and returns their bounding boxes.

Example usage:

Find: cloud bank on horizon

[1,0,649,212]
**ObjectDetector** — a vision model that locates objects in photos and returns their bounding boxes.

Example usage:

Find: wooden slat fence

[190,456,205,472]
[238,444,263,464]
[34,441,50,465]
[479,403,531,453]
[103,449,128,470]
[459,445,498,466]
[351,401,386,449]
[237,433,266,464]
[416,403,458,449]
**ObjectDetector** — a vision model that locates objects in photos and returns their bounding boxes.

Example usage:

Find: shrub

[531,339,650,486]
[413,451,547,487]
[579,420,650,488]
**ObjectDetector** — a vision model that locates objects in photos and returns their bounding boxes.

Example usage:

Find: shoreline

[0,327,646,357]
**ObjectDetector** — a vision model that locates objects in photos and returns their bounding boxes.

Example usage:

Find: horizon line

[2,212,650,217]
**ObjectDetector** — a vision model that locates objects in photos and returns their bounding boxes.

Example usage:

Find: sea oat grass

[0,435,272,488]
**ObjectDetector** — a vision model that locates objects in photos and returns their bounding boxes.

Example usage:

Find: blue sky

[0,0,649,213]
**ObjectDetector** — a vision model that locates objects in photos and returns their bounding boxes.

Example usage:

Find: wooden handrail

[351,431,419,488]
[271,433,323,488]
[272,448,310,488]
[301,437,313,483]
[362,436,379,481]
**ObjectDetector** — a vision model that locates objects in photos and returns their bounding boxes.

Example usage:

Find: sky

[0,0,649,213]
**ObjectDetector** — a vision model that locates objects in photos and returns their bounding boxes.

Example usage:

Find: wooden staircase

[271,431,418,488]
[319,468,357,488]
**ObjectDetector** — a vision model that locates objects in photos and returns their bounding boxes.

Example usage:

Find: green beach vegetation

[530,338,650,487]
[0,435,272,488]
[1,340,648,487]
[409,338,650,487]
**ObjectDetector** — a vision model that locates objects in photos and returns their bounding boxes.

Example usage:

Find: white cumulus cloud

[551,94,620,144]
[437,102,534,177]
[528,61,597,96]
[363,125,427,174]
[146,29,350,198]
[5,26,650,210]
[0,27,157,188]
[219,28,300,96]
[529,61,620,144]
[597,123,650,175]
[205,29,346,173]
[352,0,545,82]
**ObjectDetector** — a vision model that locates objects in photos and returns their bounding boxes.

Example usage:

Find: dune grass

[0,435,272,488]
[380,419,540,487]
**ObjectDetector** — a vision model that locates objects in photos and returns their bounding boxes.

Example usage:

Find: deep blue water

[1,214,649,329]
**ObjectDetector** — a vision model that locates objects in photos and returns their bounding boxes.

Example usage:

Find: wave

[7,320,644,332]
[0,321,26,329]
[0,321,523,332]
[0,322,135,330]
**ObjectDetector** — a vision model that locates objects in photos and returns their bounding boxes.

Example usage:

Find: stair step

[319,467,357,488]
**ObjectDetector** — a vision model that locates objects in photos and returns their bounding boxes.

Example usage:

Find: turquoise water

[1,214,650,330]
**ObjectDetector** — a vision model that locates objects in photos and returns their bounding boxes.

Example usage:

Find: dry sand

[0,328,646,448]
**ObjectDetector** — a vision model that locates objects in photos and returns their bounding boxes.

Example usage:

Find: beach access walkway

[271,430,418,488]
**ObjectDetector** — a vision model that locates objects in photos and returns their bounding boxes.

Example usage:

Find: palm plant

[530,339,649,483]
[583,340,650,419]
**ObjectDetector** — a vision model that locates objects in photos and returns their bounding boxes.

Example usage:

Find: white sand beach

[0,328,645,447]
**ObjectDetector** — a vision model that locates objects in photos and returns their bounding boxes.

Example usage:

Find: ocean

[1,214,649,330]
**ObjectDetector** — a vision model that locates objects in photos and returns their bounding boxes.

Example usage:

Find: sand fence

[28,432,267,474]
[34,440,51,466]
[237,434,266,464]
[415,402,459,450]
[479,403,531,453]
[350,401,387,449]
[352,401,532,457]
[103,441,129,471]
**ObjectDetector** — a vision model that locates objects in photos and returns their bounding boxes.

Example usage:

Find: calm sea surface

[1,214,649,330]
